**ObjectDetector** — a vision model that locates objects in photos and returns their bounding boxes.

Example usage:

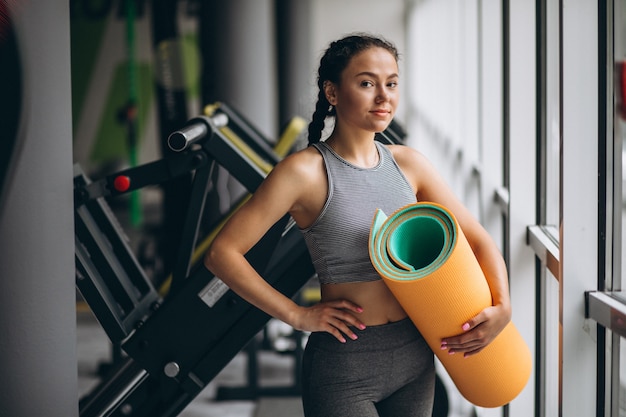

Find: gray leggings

[301,317,435,417]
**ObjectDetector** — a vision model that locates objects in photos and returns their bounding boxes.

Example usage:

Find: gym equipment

[369,202,531,408]
[76,103,311,417]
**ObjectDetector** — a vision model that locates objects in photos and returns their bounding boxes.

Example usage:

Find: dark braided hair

[307,34,399,145]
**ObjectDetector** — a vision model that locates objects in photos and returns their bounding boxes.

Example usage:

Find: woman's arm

[204,150,365,342]
[391,145,511,357]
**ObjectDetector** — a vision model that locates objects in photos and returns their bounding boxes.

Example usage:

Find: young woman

[204,33,511,417]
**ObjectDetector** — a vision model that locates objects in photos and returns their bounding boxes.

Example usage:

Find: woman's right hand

[290,300,366,343]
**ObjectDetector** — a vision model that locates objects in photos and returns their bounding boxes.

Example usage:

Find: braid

[307,33,398,146]
[307,88,333,145]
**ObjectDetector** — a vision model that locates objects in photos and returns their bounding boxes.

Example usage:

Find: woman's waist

[320,280,408,326]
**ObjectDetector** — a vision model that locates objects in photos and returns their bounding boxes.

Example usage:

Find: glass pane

[545,0,560,227]
[543,2,561,415]
[545,272,560,415]
[616,0,626,415]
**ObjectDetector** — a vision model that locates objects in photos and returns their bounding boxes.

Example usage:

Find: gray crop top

[300,141,417,285]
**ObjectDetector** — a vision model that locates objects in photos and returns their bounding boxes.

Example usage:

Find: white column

[214,0,278,139]
[504,1,537,416]
[0,2,77,416]
[560,0,599,415]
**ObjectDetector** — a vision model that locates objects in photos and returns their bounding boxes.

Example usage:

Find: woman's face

[325,47,399,135]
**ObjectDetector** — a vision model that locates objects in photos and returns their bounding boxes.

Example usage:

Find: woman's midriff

[320,279,408,326]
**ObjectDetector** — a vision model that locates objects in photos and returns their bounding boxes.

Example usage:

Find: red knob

[113,175,131,192]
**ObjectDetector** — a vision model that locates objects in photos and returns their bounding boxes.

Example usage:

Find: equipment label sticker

[199,277,229,308]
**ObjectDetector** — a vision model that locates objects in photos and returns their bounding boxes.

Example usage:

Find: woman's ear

[323,80,337,106]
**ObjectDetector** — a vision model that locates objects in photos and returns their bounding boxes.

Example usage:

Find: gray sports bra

[300,141,417,285]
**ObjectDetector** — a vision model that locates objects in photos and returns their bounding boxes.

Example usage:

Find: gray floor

[77,311,304,417]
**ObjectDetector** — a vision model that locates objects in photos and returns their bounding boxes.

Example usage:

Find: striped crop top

[300,141,417,285]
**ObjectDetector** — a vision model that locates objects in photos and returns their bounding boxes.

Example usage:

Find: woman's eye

[388,81,398,88]
[361,81,374,87]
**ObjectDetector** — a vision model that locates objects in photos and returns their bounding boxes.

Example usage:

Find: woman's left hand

[439,304,511,358]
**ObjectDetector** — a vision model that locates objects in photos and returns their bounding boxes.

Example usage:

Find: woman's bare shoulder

[257,145,327,226]
[271,145,325,182]
[387,143,427,164]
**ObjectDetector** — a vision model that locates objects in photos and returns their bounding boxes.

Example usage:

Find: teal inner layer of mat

[370,203,458,281]
[388,217,445,271]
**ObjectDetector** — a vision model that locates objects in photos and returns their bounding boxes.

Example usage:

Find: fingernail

[462,323,470,331]
[359,324,366,330]
[351,334,358,340]
[449,351,455,355]
[440,345,447,350]
[340,337,346,343]
[357,307,364,313]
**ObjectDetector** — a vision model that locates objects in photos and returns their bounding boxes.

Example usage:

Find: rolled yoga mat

[369,202,531,408]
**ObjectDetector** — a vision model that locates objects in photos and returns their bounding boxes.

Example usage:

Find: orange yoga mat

[369,202,531,408]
